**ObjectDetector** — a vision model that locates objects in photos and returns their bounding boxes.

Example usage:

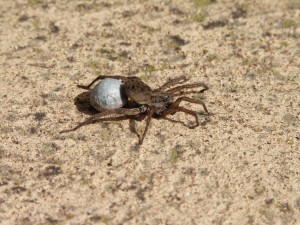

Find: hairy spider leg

[129,114,150,145]
[154,75,188,92]
[139,107,155,144]
[174,106,200,128]
[129,114,147,143]
[159,96,209,128]
[172,90,205,97]
[170,82,209,99]
[172,96,209,114]
[160,105,200,129]
[77,75,129,89]
[60,107,143,133]
[167,83,209,94]
[161,116,189,127]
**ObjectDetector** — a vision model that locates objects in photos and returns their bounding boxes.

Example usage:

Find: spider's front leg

[154,76,188,92]
[168,83,209,94]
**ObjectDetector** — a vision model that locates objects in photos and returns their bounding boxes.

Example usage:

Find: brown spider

[61,75,210,144]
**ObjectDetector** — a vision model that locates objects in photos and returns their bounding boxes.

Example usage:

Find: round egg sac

[90,78,128,111]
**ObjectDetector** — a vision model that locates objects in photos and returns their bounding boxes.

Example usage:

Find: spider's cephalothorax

[150,93,173,113]
[61,75,210,144]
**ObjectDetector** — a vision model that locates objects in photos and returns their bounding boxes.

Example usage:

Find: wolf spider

[61,75,210,144]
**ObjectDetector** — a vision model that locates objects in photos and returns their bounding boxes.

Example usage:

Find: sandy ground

[0,0,300,224]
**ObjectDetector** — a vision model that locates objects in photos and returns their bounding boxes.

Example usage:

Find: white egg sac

[90,78,128,111]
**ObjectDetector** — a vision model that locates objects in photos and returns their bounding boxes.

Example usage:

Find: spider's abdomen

[124,77,152,104]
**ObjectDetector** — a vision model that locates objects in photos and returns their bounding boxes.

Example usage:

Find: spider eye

[164,95,173,102]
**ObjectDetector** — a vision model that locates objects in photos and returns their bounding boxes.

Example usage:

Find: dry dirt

[0,0,300,224]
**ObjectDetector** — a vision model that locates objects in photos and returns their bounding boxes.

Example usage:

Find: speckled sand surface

[0,0,300,224]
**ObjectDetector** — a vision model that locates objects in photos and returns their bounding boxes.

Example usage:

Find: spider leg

[172,90,206,97]
[138,107,155,144]
[77,75,129,90]
[154,76,188,92]
[167,83,208,94]
[158,104,200,128]
[161,116,189,127]
[173,106,200,128]
[129,114,147,143]
[60,107,144,133]
[129,119,139,140]
[172,96,209,114]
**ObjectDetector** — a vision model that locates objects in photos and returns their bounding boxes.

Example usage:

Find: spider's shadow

[74,91,98,115]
